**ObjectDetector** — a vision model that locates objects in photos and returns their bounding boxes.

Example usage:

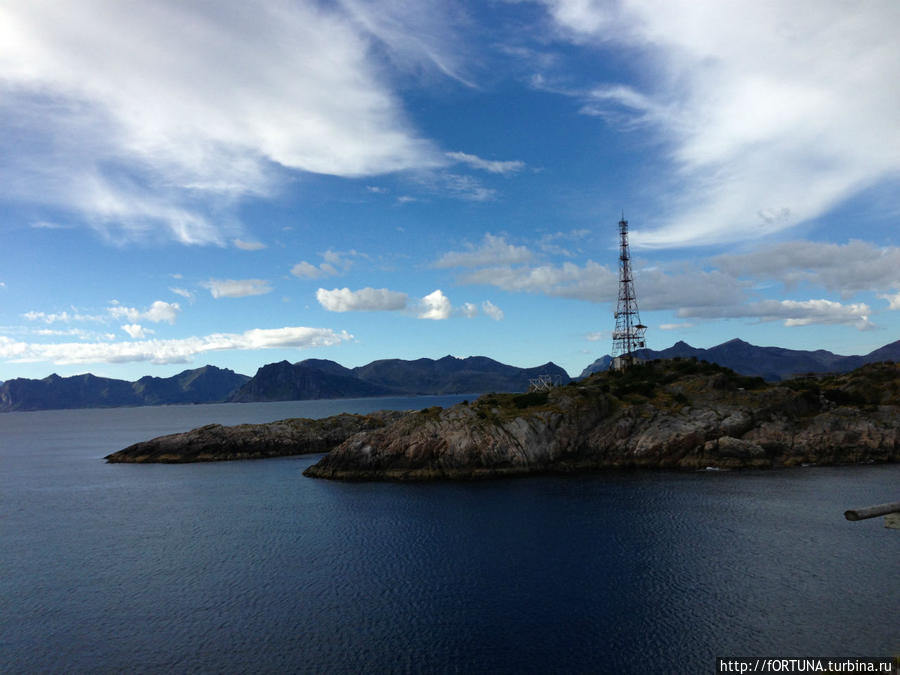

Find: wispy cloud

[121,324,153,339]
[678,299,874,331]
[434,233,533,268]
[481,300,504,321]
[108,300,180,324]
[202,279,272,299]
[292,249,362,280]
[0,327,353,365]
[712,240,900,297]
[0,1,443,244]
[233,239,267,251]
[446,151,526,175]
[543,0,900,247]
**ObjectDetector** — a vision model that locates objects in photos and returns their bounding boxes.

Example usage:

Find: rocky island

[106,410,408,463]
[304,359,900,479]
[108,358,899,478]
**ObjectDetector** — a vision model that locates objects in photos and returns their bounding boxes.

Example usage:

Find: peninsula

[109,359,899,478]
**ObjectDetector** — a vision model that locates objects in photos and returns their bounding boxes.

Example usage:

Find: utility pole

[611,214,647,370]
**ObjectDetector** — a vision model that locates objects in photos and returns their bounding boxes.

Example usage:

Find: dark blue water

[2,398,898,673]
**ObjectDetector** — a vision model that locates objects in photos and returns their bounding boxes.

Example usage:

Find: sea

[1,396,898,674]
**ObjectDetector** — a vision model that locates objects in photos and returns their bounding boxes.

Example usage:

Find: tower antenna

[611,214,647,370]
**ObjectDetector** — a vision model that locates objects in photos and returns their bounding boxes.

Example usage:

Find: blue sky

[2,0,899,381]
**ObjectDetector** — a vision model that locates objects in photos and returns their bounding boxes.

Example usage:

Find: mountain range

[226,356,571,402]
[0,365,250,412]
[580,338,900,381]
[4,338,899,412]
[0,356,570,412]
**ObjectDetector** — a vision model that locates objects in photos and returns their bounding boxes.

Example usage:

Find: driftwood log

[844,501,900,521]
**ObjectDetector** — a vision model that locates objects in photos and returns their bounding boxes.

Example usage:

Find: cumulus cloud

[543,0,900,247]
[202,279,272,299]
[0,1,443,244]
[316,287,408,312]
[446,151,526,175]
[434,233,533,269]
[0,327,352,365]
[108,300,180,324]
[481,300,504,321]
[461,302,478,318]
[418,290,452,320]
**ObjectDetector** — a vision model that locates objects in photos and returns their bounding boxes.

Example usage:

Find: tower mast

[611,214,647,370]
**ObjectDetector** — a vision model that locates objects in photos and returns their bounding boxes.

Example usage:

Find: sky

[2,0,899,381]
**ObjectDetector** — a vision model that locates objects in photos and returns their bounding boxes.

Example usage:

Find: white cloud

[170,287,194,301]
[446,151,526,175]
[880,292,900,311]
[121,324,153,339]
[292,249,361,280]
[678,299,874,330]
[233,239,266,251]
[712,240,900,297]
[481,300,504,321]
[418,290,452,320]
[461,302,478,318]
[659,323,694,331]
[23,310,104,324]
[108,300,180,324]
[585,331,604,341]
[202,279,272,299]
[460,260,747,313]
[291,262,336,280]
[0,1,443,244]
[316,287,408,312]
[0,326,353,365]
[434,233,533,269]
[544,0,900,247]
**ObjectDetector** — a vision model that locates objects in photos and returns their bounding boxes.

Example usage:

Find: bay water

[2,397,898,673]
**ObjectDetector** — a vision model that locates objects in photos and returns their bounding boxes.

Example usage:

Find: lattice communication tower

[611,214,647,369]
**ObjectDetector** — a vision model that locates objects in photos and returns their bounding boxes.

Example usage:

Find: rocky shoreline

[304,360,900,480]
[108,359,899,479]
[105,410,407,463]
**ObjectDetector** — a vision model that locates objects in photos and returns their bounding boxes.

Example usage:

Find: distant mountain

[580,338,900,381]
[227,361,393,402]
[228,355,572,402]
[0,366,249,412]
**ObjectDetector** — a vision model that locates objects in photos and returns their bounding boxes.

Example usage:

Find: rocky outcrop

[304,360,900,480]
[106,410,408,463]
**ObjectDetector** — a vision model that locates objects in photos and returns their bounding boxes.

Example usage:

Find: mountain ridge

[580,338,900,381]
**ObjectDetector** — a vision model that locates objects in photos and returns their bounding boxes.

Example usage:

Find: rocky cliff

[304,359,900,480]
[106,410,408,463]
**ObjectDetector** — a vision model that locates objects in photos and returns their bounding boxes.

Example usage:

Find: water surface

[2,399,897,673]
